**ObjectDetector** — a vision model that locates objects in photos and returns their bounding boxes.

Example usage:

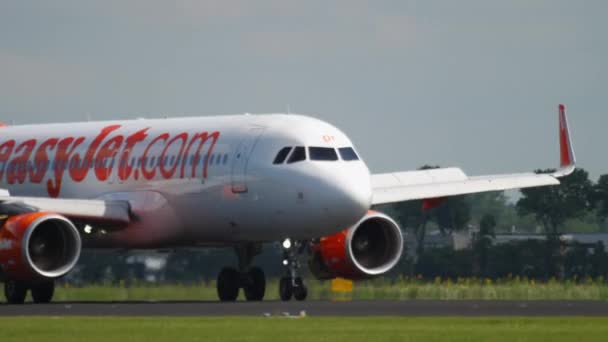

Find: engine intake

[0,212,81,280]
[309,211,403,280]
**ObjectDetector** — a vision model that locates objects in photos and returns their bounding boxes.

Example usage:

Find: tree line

[382,167,608,280]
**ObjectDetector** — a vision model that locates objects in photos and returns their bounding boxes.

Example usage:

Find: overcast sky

[0,1,606,179]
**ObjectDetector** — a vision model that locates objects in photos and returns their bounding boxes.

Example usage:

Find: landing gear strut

[216,244,266,302]
[279,239,308,301]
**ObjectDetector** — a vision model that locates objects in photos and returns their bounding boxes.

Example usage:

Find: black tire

[217,267,239,301]
[31,281,55,304]
[293,277,308,301]
[243,267,266,301]
[4,280,27,304]
[279,276,292,301]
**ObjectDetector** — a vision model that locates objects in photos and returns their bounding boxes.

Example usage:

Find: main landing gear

[217,244,266,301]
[215,240,309,302]
[3,279,55,304]
[279,239,308,301]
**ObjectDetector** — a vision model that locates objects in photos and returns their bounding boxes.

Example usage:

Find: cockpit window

[339,147,359,161]
[287,146,306,164]
[309,147,338,161]
[273,147,292,164]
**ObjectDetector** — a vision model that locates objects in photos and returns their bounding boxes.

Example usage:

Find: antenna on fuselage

[286,104,291,115]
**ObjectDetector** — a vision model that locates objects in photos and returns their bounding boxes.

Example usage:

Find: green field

[47,277,608,302]
[1,317,607,342]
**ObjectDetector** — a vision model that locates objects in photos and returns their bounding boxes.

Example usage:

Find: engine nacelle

[309,211,403,280]
[0,212,81,281]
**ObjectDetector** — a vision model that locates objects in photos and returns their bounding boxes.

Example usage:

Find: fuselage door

[231,127,265,193]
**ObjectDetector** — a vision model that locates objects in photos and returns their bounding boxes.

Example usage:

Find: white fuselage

[0,114,372,248]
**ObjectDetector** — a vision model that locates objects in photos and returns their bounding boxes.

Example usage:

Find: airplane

[0,104,575,303]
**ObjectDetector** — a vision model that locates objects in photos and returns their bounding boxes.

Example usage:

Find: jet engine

[0,212,81,281]
[309,211,403,280]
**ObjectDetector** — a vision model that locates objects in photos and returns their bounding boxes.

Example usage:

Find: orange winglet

[558,104,575,168]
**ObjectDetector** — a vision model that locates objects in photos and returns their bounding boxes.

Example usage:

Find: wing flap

[371,167,468,189]
[372,172,559,205]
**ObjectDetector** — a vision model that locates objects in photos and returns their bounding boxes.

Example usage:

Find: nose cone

[340,174,373,215]
[319,164,372,227]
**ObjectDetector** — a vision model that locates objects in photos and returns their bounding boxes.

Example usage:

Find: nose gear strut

[279,239,308,301]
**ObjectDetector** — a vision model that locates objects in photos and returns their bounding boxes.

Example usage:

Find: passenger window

[209,154,215,165]
[339,147,359,161]
[309,147,338,161]
[273,147,292,164]
[223,154,228,165]
[287,146,306,164]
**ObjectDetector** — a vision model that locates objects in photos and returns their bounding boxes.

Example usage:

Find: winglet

[553,104,576,177]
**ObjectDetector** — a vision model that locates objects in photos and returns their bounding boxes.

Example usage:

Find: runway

[2,300,608,316]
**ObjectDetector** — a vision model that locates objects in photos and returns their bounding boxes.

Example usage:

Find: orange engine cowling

[0,212,81,281]
[309,211,403,280]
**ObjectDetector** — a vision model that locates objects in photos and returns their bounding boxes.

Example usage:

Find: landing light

[282,239,292,249]
[84,225,93,234]
[282,259,288,266]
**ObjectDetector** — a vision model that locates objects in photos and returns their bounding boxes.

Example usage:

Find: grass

[1,317,607,342]
[47,277,608,302]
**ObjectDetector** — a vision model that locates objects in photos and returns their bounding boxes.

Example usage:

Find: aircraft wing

[371,104,576,206]
[0,195,131,229]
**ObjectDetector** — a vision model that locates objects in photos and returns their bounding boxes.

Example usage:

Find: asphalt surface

[2,300,608,317]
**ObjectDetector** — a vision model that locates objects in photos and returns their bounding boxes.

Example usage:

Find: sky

[0,1,606,179]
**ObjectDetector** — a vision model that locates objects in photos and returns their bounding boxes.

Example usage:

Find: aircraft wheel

[4,280,27,304]
[217,267,239,301]
[31,281,55,304]
[243,267,266,301]
[293,277,308,301]
[279,276,292,301]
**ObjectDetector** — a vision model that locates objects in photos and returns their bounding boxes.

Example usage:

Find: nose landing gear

[279,239,308,301]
